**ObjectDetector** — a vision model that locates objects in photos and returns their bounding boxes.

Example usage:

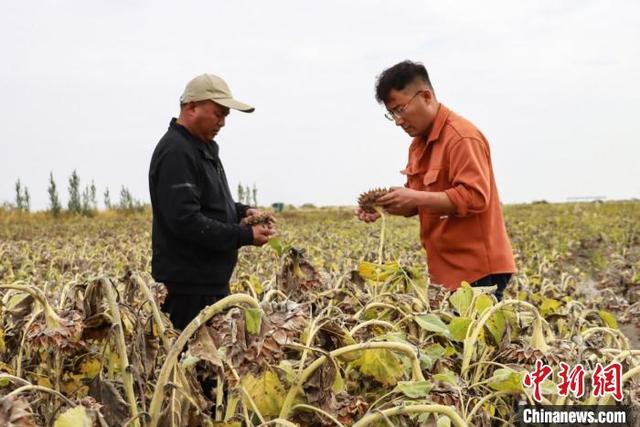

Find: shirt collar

[169,118,220,158]
[425,103,450,144]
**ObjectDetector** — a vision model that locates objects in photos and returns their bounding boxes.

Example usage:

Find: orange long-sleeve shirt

[403,104,516,290]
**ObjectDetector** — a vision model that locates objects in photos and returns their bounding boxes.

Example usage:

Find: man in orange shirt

[356,60,516,300]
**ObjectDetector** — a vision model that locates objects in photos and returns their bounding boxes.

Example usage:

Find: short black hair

[375,60,433,104]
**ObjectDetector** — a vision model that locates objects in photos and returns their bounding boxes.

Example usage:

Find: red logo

[523,360,623,402]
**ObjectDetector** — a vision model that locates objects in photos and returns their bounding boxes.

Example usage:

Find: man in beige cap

[149,74,273,330]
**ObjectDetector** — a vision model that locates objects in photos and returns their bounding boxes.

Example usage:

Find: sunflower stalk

[279,340,425,419]
[99,278,141,427]
[148,293,261,427]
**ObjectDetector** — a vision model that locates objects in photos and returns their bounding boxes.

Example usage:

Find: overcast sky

[1,0,638,210]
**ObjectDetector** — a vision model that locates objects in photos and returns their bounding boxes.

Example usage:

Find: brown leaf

[0,396,37,427]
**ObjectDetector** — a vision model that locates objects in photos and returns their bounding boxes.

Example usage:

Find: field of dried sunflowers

[0,201,639,426]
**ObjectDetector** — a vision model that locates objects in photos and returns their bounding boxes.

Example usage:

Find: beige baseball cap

[179,73,255,113]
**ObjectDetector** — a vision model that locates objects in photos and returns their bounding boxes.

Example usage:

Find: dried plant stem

[279,341,425,418]
[461,300,547,377]
[349,319,396,335]
[5,384,76,407]
[0,373,31,386]
[581,327,630,350]
[466,390,512,423]
[375,207,386,264]
[353,302,408,320]
[351,404,466,427]
[256,420,298,427]
[133,274,189,426]
[147,293,260,427]
[99,278,140,427]
[215,373,224,421]
[132,274,171,350]
[15,307,42,378]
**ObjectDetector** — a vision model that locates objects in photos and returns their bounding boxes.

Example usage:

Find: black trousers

[470,273,512,301]
[161,292,227,330]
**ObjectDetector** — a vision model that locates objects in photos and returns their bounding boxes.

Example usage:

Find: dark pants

[161,292,227,330]
[470,273,512,301]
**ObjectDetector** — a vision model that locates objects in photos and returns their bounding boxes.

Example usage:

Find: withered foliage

[0,203,638,425]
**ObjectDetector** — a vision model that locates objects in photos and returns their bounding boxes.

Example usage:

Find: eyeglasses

[384,90,424,121]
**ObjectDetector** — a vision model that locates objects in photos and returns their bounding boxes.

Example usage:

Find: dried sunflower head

[357,188,390,213]
[497,342,546,365]
[243,212,276,228]
[26,309,84,352]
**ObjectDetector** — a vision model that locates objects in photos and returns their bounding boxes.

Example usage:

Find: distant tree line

[237,183,258,206]
[8,170,143,217]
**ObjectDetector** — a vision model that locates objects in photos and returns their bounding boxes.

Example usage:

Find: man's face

[191,100,230,142]
[384,87,436,138]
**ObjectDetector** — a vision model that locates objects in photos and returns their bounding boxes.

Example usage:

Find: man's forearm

[416,191,456,214]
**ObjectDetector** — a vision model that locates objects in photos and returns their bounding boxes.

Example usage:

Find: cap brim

[214,97,255,113]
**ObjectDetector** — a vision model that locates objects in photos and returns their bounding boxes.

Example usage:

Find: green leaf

[449,284,473,316]
[433,370,457,386]
[475,294,494,315]
[540,298,562,316]
[414,314,451,337]
[419,343,445,370]
[437,416,452,427]
[249,275,263,295]
[351,348,406,386]
[487,367,524,393]
[54,406,92,427]
[267,237,290,257]
[244,308,262,335]
[393,380,433,398]
[444,344,457,357]
[598,310,618,329]
[331,365,345,393]
[448,317,472,342]
[485,309,507,345]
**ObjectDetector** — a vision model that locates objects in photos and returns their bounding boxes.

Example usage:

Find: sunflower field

[0,201,638,426]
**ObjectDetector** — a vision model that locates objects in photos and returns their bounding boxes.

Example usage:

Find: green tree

[14,179,24,211]
[67,170,81,214]
[23,187,30,213]
[237,183,245,204]
[81,185,91,215]
[252,183,258,207]
[118,185,142,212]
[48,172,62,217]
[90,180,97,210]
[104,187,111,209]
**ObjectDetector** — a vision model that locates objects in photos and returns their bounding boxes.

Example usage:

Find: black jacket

[149,118,254,295]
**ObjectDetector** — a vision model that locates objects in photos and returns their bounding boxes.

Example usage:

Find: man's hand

[376,187,422,216]
[245,207,263,218]
[354,207,381,223]
[251,224,274,246]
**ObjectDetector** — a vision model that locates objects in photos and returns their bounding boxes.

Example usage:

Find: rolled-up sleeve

[443,137,491,217]
[156,150,254,250]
